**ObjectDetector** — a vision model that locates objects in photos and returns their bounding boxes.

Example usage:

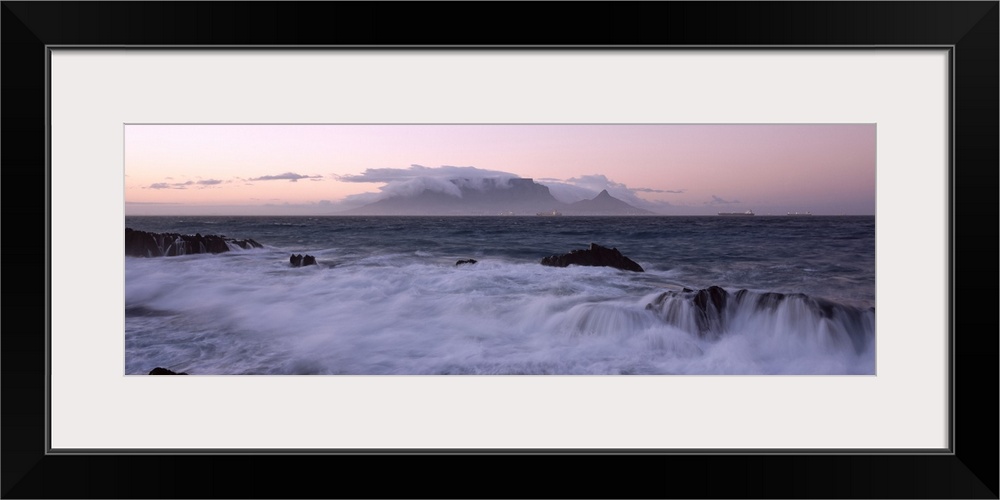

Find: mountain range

[341,178,656,216]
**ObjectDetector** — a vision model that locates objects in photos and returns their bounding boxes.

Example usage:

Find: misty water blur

[125,216,875,375]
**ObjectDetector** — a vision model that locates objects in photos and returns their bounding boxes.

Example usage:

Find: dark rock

[691,286,729,335]
[756,292,791,312]
[290,254,317,267]
[540,243,644,272]
[647,286,876,352]
[233,239,264,250]
[149,367,188,375]
[645,286,729,338]
[124,227,162,257]
[693,286,728,315]
[125,228,261,257]
[207,238,232,253]
[456,259,478,266]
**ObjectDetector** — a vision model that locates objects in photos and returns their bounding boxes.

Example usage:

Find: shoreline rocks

[125,228,262,257]
[646,286,875,350]
[541,243,644,272]
[290,254,317,267]
[149,367,187,375]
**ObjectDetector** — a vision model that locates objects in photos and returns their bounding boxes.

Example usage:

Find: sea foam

[126,248,874,375]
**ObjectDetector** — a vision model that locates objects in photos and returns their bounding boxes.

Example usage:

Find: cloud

[559,174,618,193]
[338,191,387,207]
[336,165,523,202]
[249,172,323,182]
[349,176,466,200]
[336,164,519,183]
[634,187,686,194]
[147,181,191,190]
[147,179,222,189]
[706,195,740,205]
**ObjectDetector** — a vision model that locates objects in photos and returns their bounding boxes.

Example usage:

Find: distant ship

[718,210,754,216]
[786,212,813,216]
[536,210,563,216]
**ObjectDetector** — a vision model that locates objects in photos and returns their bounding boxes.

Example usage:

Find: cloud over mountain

[336,164,519,183]
[336,165,523,204]
[332,165,679,214]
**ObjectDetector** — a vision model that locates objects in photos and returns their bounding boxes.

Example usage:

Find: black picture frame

[3,2,997,498]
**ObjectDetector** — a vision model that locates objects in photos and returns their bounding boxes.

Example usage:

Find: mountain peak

[565,189,654,215]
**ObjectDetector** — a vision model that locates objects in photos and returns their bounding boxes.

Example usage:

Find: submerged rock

[290,254,317,267]
[646,286,730,338]
[125,228,262,257]
[149,367,188,375]
[693,286,728,317]
[540,243,644,272]
[456,259,478,266]
[646,286,875,352]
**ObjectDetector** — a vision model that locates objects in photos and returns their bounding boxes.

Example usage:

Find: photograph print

[125,124,876,375]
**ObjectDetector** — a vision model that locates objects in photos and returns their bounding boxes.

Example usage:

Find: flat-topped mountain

[343,178,654,216]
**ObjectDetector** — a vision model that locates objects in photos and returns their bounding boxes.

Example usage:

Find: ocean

[124,216,876,375]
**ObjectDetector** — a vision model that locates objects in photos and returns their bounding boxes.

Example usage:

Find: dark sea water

[124,216,876,375]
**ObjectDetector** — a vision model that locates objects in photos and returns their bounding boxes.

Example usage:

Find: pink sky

[124,124,875,215]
